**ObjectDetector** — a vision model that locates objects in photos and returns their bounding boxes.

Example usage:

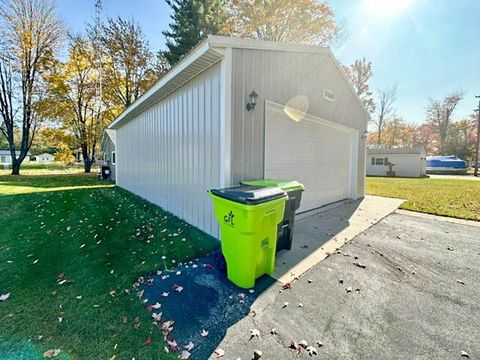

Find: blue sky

[57,0,480,124]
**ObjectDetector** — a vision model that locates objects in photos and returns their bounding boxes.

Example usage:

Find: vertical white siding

[230,49,368,197]
[116,63,222,237]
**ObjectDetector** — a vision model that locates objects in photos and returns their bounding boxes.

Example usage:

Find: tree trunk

[11,161,21,175]
[84,160,92,173]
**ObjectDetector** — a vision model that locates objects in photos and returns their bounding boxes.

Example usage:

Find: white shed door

[265,102,357,213]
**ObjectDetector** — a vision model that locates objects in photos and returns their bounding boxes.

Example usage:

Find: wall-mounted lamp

[246,90,258,111]
[361,130,368,139]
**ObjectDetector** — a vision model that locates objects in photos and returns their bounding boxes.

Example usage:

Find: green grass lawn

[0,162,86,176]
[366,177,480,221]
[0,173,218,359]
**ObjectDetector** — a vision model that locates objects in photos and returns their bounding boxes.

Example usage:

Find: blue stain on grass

[138,251,276,359]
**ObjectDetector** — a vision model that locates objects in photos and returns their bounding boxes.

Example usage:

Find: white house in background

[367,147,427,178]
[107,36,369,237]
[35,153,55,163]
[100,129,116,180]
[0,149,31,164]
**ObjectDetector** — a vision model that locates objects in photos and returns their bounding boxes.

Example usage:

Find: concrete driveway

[212,212,480,359]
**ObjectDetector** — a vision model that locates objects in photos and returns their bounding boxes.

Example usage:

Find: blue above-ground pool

[426,155,468,174]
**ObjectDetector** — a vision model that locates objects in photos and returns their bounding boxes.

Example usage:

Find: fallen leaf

[147,302,161,311]
[43,349,60,358]
[167,338,179,350]
[142,335,152,345]
[299,340,308,348]
[353,262,366,269]
[214,348,225,357]
[184,342,194,351]
[282,283,292,290]
[173,284,184,293]
[179,350,191,359]
[133,317,141,330]
[346,287,352,293]
[290,341,301,354]
[200,329,209,337]
[253,349,262,359]
[0,293,10,302]
[270,328,277,335]
[282,302,289,308]
[461,351,470,358]
[457,280,466,285]
[161,292,169,297]
[152,312,162,322]
[250,328,260,340]
[306,345,318,356]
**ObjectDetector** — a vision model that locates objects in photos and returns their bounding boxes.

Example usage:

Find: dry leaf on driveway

[214,348,225,357]
[250,328,260,340]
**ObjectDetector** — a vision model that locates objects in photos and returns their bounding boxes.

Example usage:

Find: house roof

[0,149,32,156]
[100,129,116,150]
[367,146,426,155]
[108,35,368,130]
[36,153,54,157]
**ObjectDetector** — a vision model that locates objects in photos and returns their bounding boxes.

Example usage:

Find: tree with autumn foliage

[426,91,464,154]
[442,118,477,162]
[98,17,159,108]
[229,0,341,46]
[372,86,397,145]
[344,58,375,114]
[40,36,108,173]
[0,0,64,175]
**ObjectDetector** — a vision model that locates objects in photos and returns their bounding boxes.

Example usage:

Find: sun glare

[363,0,412,16]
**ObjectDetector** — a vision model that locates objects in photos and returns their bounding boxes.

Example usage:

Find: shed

[100,129,116,180]
[367,147,426,178]
[0,149,31,164]
[108,36,369,237]
[35,153,55,163]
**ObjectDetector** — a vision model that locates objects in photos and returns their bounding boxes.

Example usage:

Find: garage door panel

[265,102,354,212]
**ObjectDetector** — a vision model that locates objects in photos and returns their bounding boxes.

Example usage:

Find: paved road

[212,213,480,359]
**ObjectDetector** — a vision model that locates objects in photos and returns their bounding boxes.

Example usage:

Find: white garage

[265,101,358,212]
[108,36,368,237]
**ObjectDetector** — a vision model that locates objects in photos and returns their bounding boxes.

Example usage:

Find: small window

[112,151,116,165]
[375,158,384,165]
[384,157,389,164]
[371,157,375,165]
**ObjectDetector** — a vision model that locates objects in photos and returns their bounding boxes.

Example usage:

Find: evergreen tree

[163,0,230,66]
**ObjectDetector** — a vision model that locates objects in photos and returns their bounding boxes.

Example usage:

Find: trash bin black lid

[210,185,286,205]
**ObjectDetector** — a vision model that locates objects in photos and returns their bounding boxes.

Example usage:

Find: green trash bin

[208,185,288,288]
[241,180,304,252]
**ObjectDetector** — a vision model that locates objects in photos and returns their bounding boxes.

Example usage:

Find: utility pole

[475,95,480,177]
[95,0,103,116]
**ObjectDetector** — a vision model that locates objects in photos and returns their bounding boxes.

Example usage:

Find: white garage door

[265,102,357,213]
